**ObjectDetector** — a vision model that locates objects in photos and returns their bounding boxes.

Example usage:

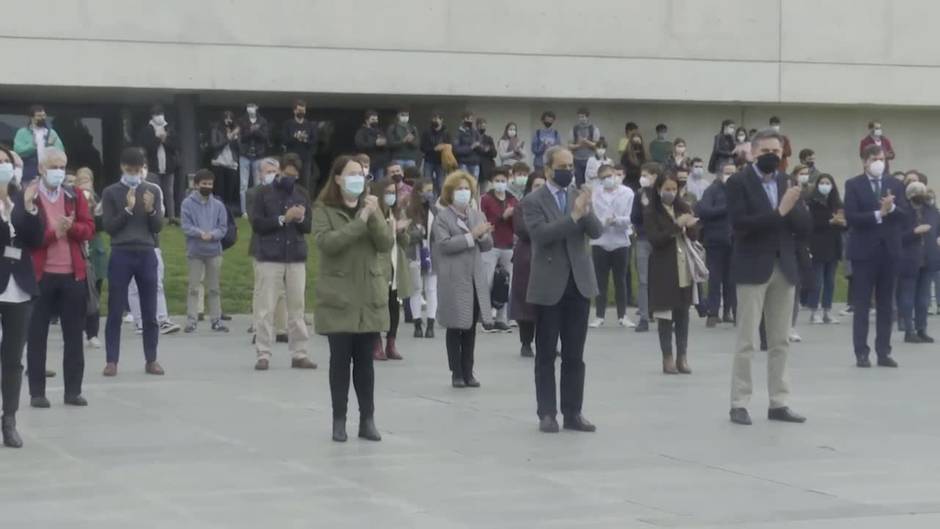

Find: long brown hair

[407,178,433,227]
[317,155,362,208]
[371,177,400,218]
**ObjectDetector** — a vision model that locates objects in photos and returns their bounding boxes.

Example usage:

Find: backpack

[490,265,510,309]
[221,206,238,250]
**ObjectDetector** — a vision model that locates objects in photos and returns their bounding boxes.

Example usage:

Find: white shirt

[33,127,48,162]
[590,184,635,251]
[0,199,32,304]
[585,156,614,181]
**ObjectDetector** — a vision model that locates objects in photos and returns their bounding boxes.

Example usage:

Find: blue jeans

[899,267,932,333]
[424,162,445,194]
[394,159,418,169]
[808,260,838,310]
[106,248,159,364]
[705,244,735,317]
[574,159,589,187]
[239,156,261,215]
[459,164,480,179]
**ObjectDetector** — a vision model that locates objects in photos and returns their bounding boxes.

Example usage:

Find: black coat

[645,199,698,312]
[209,123,240,159]
[899,204,940,277]
[353,125,389,170]
[726,165,812,285]
[630,189,650,238]
[238,115,270,159]
[251,181,312,263]
[695,179,732,247]
[476,133,497,181]
[453,127,481,165]
[137,123,179,175]
[808,194,844,263]
[0,192,45,297]
[421,125,451,166]
[281,119,318,158]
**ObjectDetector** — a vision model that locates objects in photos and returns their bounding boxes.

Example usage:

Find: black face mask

[756,152,781,174]
[553,169,573,188]
[199,187,213,197]
[432,121,442,129]
[543,121,553,128]
[368,121,378,128]
[463,120,473,128]
[478,126,487,133]
[36,118,47,128]
[294,112,305,120]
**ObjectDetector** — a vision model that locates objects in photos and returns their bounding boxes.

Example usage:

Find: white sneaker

[839,307,853,317]
[618,316,637,328]
[788,330,802,343]
[589,318,604,328]
[86,337,102,349]
[823,311,840,325]
[123,313,134,324]
[810,312,824,325]
[159,321,182,335]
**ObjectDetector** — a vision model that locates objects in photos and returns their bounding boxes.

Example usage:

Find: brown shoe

[373,337,387,361]
[145,362,165,376]
[254,358,269,371]
[676,354,692,374]
[385,337,403,360]
[102,363,117,377]
[662,353,678,375]
[291,357,317,369]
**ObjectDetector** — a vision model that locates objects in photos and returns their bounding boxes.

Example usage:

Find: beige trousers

[731,263,795,409]
[253,261,307,360]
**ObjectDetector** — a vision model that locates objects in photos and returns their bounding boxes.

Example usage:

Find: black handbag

[82,244,99,316]
[490,265,510,309]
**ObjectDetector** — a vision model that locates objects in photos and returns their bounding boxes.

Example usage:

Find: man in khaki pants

[250,154,316,371]
[248,158,287,341]
[724,129,811,426]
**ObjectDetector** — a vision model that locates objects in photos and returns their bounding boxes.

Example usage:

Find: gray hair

[750,128,785,147]
[543,146,571,168]
[40,146,67,168]
[259,157,280,170]
[906,181,928,200]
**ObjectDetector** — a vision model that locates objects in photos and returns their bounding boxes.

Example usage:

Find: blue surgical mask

[493,182,507,194]
[122,173,142,188]
[453,189,472,207]
[384,193,397,207]
[44,168,66,188]
[343,174,365,196]
[0,163,13,186]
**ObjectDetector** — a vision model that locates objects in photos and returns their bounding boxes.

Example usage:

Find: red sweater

[480,190,518,249]
[31,186,95,281]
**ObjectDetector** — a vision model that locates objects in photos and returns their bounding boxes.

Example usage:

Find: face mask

[432,120,442,129]
[513,176,527,187]
[463,120,473,128]
[806,160,815,168]
[596,148,607,157]
[0,163,13,186]
[493,182,507,193]
[44,168,66,188]
[399,115,409,124]
[632,137,642,144]
[639,175,653,188]
[577,117,589,125]
[867,160,886,177]
[453,189,472,207]
[873,128,883,137]
[737,135,746,142]
[295,111,305,119]
[122,173,141,188]
[692,167,704,178]
[553,169,573,188]
[756,152,781,174]
[384,193,397,207]
[725,127,735,135]
[602,176,617,190]
[508,129,517,138]
[542,121,553,128]
[478,125,487,133]
[153,114,166,126]
[771,125,781,132]
[676,146,686,155]
[422,191,434,204]
[798,173,810,185]
[342,174,365,196]
[247,106,257,115]
[660,191,676,205]
[817,183,832,196]
[36,118,47,128]
[199,187,213,197]
[262,172,277,185]
[368,120,378,128]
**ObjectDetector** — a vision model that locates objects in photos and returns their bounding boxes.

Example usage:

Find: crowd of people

[0,102,939,448]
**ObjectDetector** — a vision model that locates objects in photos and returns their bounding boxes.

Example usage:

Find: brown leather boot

[373,337,387,361]
[676,354,692,374]
[385,337,402,360]
[662,353,678,375]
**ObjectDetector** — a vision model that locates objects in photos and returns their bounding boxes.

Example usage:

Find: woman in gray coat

[432,171,494,388]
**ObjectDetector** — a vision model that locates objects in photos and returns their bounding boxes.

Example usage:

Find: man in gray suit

[523,146,603,433]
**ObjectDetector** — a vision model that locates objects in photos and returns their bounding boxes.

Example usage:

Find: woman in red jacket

[26,148,95,409]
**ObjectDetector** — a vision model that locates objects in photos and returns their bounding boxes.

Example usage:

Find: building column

[174,93,199,208]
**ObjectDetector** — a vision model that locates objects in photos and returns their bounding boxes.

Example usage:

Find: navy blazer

[726,165,811,285]
[695,179,732,247]
[843,173,909,261]
[0,191,45,298]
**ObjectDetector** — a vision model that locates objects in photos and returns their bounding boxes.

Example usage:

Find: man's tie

[557,189,567,213]
[871,178,881,197]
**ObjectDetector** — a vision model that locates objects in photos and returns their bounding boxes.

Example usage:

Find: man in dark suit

[844,144,908,368]
[726,129,811,426]
[523,146,603,434]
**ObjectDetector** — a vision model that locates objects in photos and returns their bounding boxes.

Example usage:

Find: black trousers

[1,301,32,416]
[85,279,103,340]
[27,273,86,398]
[445,295,480,381]
[518,320,535,347]
[534,275,589,419]
[211,165,239,213]
[657,307,690,356]
[592,246,628,319]
[327,333,377,420]
[387,287,399,339]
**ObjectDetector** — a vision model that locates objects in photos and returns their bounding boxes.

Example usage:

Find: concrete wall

[3,0,940,106]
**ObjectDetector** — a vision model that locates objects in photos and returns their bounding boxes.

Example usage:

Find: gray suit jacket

[522,184,603,305]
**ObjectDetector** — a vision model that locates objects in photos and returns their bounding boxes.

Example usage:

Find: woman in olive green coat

[312,155,393,443]
[370,177,412,361]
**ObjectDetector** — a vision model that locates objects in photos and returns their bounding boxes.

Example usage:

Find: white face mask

[343,174,365,196]
[602,176,618,190]
[493,182,507,194]
[771,125,781,132]
[817,183,833,196]
[247,106,257,116]
[873,128,883,137]
[737,135,746,142]
[596,148,606,157]
[153,114,166,126]
[262,172,277,185]
[398,115,409,125]
[453,189,472,207]
[691,167,704,178]
[507,129,517,138]
[384,193,397,207]
[725,126,735,135]
[798,173,810,185]
[867,160,886,177]
[44,168,66,188]
[639,175,653,188]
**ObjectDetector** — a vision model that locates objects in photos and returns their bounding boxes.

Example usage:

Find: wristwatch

[278,215,286,226]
